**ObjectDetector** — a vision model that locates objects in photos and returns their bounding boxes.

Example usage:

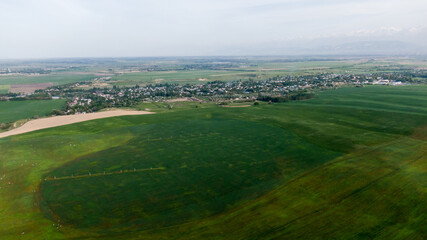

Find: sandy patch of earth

[166,97,202,103]
[9,82,53,94]
[93,82,110,87]
[0,110,154,139]
[77,83,110,89]
[166,98,191,102]
[260,68,289,71]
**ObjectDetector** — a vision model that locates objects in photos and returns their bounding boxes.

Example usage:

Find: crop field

[9,83,54,94]
[111,70,260,86]
[107,58,427,86]
[111,66,339,86]
[134,101,217,113]
[2,58,423,89]
[0,85,10,94]
[251,58,427,75]
[0,99,66,124]
[0,73,95,86]
[0,86,426,239]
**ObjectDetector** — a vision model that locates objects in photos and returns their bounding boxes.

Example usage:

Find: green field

[0,99,66,124]
[0,74,95,85]
[0,86,426,239]
[0,85,10,94]
[111,70,260,86]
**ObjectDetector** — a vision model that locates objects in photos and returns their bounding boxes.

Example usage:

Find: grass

[0,99,66,124]
[39,118,338,230]
[171,136,426,240]
[0,85,426,239]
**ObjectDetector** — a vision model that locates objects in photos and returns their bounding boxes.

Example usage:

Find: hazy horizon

[1,0,427,58]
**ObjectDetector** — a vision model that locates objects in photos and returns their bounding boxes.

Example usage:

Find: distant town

[1,70,424,115]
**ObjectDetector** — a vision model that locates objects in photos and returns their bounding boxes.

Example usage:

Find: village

[0,70,420,115]
[30,72,414,114]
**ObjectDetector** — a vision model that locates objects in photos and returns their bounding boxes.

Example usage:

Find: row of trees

[257,91,315,103]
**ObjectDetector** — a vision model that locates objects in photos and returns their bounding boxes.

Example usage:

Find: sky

[0,0,426,58]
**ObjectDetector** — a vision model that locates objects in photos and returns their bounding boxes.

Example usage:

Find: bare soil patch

[260,68,290,71]
[166,98,191,103]
[412,125,427,141]
[0,110,154,139]
[166,97,202,103]
[9,82,53,94]
[77,82,110,89]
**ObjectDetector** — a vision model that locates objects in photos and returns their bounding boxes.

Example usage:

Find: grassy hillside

[39,118,339,230]
[0,86,426,239]
[0,99,66,124]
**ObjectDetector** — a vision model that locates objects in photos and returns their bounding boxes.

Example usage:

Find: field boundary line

[44,167,166,181]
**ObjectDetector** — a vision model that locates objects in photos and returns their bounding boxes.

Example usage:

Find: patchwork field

[107,58,427,86]
[111,70,258,86]
[2,58,425,89]
[0,86,426,239]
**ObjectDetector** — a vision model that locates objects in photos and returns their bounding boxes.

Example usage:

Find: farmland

[2,57,426,91]
[0,85,426,239]
[9,83,54,94]
[0,99,66,126]
[107,57,427,86]
[0,85,9,94]
[111,70,253,85]
[0,73,95,86]
[2,0,427,237]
